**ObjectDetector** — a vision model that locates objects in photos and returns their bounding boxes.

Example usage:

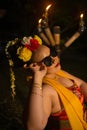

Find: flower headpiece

[17,35,42,62]
[5,35,42,99]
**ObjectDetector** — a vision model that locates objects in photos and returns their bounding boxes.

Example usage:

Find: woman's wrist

[33,83,42,90]
[32,83,43,97]
[34,72,44,80]
[33,76,43,85]
[31,91,43,97]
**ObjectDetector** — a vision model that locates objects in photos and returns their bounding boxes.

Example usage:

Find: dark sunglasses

[41,50,58,66]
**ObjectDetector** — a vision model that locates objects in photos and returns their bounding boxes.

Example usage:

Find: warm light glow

[38,18,42,24]
[46,4,52,12]
[80,13,84,19]
[38,19,42,27]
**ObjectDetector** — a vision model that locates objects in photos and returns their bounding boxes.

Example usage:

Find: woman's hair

[5,35,43,98]
[5,34,59,98]
[5,35,43,67]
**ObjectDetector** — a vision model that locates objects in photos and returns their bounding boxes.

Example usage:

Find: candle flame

[38,18,42,24]
[80,13,84,19]
[46,4,52,12]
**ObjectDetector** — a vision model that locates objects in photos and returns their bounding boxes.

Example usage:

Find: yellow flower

[17,47,32,62]
[34,35,42,45]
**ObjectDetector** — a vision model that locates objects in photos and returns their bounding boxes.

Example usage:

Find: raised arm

[23,63,52,130]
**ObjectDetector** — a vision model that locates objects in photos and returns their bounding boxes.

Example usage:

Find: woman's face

[32,45,50,62]
[32,45,61,74]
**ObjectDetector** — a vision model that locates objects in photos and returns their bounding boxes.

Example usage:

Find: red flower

[25,39,39,51]
[25,44,30,49]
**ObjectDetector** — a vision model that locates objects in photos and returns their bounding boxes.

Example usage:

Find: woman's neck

[45,68,62,79]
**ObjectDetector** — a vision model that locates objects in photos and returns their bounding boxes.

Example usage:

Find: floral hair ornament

[17,35,42,62]
[5,35,42,99]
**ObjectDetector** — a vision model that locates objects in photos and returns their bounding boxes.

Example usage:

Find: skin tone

[24,45,87,130]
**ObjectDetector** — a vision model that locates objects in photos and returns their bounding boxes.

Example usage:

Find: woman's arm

[23,63,52,130]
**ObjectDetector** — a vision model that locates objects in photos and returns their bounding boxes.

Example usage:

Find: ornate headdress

[5,35,42,99]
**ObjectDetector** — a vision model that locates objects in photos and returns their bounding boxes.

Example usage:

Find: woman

[23,44,87,130]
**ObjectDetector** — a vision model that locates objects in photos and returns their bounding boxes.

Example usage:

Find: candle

[64,13,86,48]
[53,26,61,55]
[38,18,42,32]
[64,32,80,47]
[41,18,55,46]
[38,19,50,45]
[41,4,55,46]
[44,26,55,46]
[53,26,61,45]
[79,13,85,32]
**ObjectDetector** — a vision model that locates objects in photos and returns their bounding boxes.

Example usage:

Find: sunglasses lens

[42,56,52,66]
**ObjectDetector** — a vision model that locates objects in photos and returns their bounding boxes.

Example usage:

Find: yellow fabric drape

[43,70,87,130]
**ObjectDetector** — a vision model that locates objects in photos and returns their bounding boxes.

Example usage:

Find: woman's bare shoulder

[42,83,57,95]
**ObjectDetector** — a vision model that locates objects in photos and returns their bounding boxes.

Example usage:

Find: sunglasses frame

[40,50,58,67]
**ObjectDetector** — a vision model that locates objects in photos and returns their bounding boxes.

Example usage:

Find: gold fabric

[43,70,87,130]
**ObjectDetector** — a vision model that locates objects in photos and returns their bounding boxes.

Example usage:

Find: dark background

[0,0,87,129]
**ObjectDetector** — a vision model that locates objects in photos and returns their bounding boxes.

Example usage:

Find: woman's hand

[29,63,47,79]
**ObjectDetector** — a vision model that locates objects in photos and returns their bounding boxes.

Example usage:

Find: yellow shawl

[43,70,87,130]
